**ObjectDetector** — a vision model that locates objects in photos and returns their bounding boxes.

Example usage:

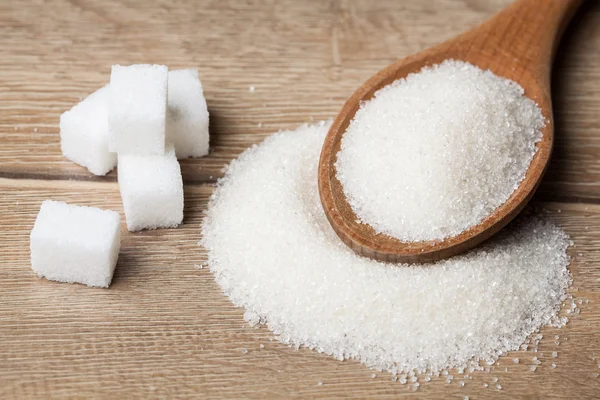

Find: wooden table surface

[2,0,600,398]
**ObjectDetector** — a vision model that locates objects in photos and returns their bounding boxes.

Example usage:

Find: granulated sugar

[201,122,571,375]
[336,60,545,242]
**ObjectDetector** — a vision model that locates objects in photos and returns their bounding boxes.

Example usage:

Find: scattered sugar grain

[317,380,323,386]
[371,373,377,378]
[336,60,544,242]
[202,122,572,375]
[513,358,519,364]
[483,383,488,388]
[496,384,503,390]
[249,86,255,93]
[551,363,557,369]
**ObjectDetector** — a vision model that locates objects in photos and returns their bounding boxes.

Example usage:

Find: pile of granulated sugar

[336,60,545,242]
[201,122,572,376]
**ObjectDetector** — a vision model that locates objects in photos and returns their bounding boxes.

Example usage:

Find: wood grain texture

[1,179,600,399]
[0,0,599,195]
[319,0,583,263]
[1,0,600,398]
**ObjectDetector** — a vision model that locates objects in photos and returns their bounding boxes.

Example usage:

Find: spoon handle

[454,0,584,72]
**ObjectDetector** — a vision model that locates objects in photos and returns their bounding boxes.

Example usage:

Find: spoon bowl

[318,0,583,263]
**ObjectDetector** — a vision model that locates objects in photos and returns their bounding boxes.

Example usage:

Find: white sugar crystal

[60,85,116,175]
[336,60,544,242]
[118,144,183,231]
[166,69,210,159]
[109,64,168,155]
[201,122,572,375]
[30,200,120,288]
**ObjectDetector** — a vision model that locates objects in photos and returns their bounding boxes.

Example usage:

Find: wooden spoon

[318,0,583,263]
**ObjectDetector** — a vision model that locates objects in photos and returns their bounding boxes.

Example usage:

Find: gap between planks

[1,174,599,206]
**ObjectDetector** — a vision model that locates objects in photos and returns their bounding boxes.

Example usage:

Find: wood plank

[3,0,599,200]
[3,0,600,398]
[0,177,599,399]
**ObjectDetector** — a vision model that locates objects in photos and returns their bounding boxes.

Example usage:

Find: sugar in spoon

[318,0,583,263]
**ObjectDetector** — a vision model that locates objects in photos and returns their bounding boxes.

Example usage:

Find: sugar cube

[166,69,210,158]
[108,64,168,155]
[118,144,184,231]
[30,200,121,288]
[60,85,117,175]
